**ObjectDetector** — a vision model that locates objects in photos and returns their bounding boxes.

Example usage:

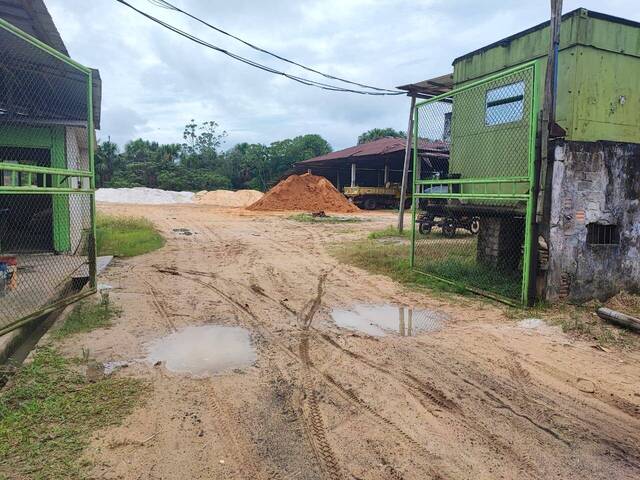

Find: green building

[402,8,640,303]
[453,8,640,144]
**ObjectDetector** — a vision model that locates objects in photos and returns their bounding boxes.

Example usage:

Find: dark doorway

[0,147,54,252]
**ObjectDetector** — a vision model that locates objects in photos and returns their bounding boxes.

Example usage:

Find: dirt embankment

[248,173,359,213]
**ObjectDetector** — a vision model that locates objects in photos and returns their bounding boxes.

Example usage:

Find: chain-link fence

[411,63,538,305]
[0,19,96,335]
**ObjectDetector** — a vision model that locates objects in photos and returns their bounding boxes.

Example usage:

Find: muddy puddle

[331,304,447,337]
[147,325,256,376]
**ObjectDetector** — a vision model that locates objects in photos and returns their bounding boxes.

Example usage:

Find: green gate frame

[410,62,539,306]
[0,18,97,335]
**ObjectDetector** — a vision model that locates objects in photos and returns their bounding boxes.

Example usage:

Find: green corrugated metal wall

[453,8,640,144]
[448,8,640,193]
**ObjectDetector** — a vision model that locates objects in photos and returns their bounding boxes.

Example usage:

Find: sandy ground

[59,203,640,480]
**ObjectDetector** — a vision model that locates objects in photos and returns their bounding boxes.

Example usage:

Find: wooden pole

[351,163,356,187]
[398,95,416,232]
[597,308,640,333]
[534,0,563,302]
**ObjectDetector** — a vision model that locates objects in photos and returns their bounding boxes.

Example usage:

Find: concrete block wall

[546,140,640,301]
[477,216,524,271]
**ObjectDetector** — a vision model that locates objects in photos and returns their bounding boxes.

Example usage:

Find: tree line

[95,121,405,192]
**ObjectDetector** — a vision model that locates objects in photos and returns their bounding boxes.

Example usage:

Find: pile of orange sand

[247,173,359,213]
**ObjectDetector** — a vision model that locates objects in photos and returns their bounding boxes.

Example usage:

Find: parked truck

[343,184,411,210]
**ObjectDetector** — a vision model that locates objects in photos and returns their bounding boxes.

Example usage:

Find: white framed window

[485,81,525,126]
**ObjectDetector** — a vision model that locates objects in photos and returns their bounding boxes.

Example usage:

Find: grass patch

[96,213,165,257]
[368,226,411,239]
[331,240,466,296]
[0,347,148,479]
[288,213,363,224]
[333,233,522,301]
[54,300,120,338]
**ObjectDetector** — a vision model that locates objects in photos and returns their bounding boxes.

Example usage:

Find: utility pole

[532,0,563,301]
[536,0,563,224]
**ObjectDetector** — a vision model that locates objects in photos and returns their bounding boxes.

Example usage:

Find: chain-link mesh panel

[0,21,95,333]
[412,65,537,304]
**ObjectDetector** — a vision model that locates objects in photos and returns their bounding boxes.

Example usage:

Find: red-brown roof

[297,137,448,166]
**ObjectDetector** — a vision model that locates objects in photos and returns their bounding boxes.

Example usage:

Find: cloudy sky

[47,0,638,151]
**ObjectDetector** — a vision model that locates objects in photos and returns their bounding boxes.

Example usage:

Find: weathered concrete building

[546,141,640,301]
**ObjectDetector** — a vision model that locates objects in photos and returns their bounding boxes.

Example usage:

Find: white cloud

[46,0,639,150]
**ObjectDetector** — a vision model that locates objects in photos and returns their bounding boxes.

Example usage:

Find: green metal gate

[410,62,539,305]
[0,19,97,335]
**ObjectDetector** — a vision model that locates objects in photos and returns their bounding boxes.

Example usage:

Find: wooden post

[534,0,563,301]
[398,95,416,232]
[351,163,356,187]
[384,164,389,185]
[336,170,341,191]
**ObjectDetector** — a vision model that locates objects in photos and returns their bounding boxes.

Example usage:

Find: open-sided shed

[295,136,449,192]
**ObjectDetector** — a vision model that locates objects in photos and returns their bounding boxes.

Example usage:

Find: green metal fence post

[87,71,97,291]
[521,63,541,306]
[410,105,419,268]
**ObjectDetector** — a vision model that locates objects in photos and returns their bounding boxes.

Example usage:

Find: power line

[145,0,400,94]
[114,0,404,95]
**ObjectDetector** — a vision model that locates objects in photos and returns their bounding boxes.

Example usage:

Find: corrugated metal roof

[0,0,101,128]
[297,137,449,166]
[0,0,68,54]
[397,73,453,97]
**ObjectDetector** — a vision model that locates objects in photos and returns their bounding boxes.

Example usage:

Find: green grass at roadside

[54,300,120,339]
[331,239,466,296]
[367,225,434,240]
[368,226,411,239]
[0,347,148,479]
[96,214,165,257]
[288,213,363,224]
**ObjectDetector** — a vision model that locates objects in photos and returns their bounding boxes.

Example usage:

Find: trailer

[343,184,411,210]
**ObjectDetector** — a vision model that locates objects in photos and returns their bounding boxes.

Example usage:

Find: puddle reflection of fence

[398,306,446,336]
[331,304,448,337]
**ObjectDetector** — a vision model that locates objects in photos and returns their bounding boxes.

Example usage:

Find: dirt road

[63,203,640,479]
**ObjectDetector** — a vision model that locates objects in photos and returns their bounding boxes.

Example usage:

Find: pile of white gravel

[194,189,264,207]
[96,187,194,205]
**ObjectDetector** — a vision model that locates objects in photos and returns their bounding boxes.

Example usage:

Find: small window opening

[587,223,619,246]
[485,81,525,125]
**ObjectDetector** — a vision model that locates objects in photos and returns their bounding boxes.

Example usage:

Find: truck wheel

[363,198,377,210]
[419,223,432,235]
[442,219,456,238]
[470,217,480,234]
